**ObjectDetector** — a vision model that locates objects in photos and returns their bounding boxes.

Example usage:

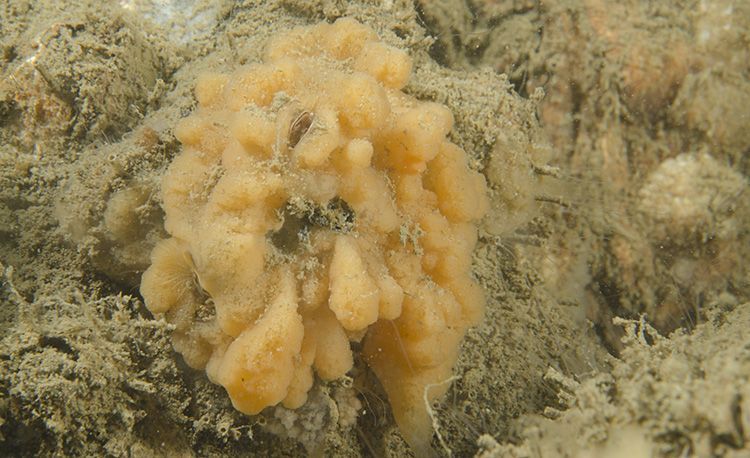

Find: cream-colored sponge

[140,18,487,453]
[208,271,304,414]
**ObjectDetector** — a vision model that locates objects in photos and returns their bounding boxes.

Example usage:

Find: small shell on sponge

[140,17,488,453]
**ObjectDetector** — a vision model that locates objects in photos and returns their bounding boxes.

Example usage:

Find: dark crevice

[271,197,355,253]
[39,335,79,360]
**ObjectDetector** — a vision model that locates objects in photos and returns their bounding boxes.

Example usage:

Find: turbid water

[1,1,748,457]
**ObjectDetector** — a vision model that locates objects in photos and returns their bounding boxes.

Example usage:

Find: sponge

[140,17,488,453]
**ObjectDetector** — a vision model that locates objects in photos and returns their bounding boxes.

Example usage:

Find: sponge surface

[140,17,488,452]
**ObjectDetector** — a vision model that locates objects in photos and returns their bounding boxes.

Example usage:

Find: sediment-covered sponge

[638,153,746,244]
[140,18,488,453]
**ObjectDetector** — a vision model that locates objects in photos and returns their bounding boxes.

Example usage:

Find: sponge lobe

[140,18,488,452]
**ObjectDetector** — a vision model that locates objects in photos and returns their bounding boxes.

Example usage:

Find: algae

[0,0,749,457]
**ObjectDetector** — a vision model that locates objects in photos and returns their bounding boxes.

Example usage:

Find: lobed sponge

[140,18,488,453]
